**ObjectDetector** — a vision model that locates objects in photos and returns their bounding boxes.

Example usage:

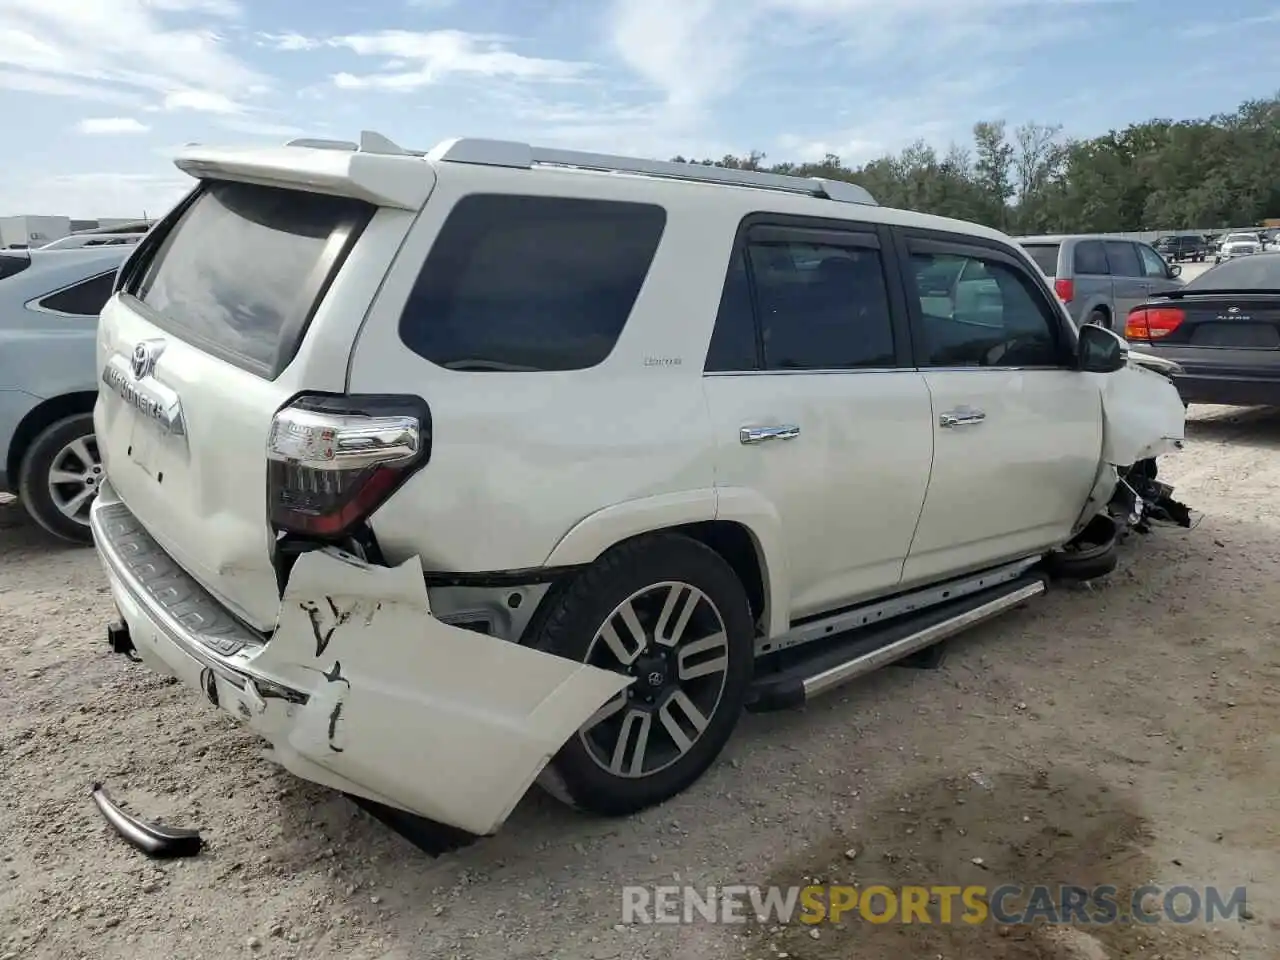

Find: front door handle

[740,424,801,445]
[939,409,986,428]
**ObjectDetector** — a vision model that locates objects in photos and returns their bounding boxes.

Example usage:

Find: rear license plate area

[1190,323,1280,349]
[128,417,162,476]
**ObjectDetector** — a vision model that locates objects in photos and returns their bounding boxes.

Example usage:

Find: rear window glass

[398,194,666,372]
[37,271,116,316]
[1185,254,1280,290]
[1021,244,1059,277]
[131,180,374,379]
[1073,241,1108,275]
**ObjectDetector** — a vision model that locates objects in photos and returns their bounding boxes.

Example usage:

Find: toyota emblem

[130,340,163,379]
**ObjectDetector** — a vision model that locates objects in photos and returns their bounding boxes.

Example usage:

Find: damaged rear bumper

[89,483,628,837]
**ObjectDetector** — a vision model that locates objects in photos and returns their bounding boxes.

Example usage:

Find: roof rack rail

[424,137,877,206]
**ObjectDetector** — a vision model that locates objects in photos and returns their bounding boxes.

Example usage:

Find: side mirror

[1168,263,1182,278]
[1078,323,1129,374]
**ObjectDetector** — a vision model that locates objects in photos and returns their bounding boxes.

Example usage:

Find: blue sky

[0,0,1277,218]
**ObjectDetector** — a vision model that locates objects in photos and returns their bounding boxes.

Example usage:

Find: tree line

[673,93,1280,235]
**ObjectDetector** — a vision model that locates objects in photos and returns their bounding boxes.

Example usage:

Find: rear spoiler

[173,131,434,210]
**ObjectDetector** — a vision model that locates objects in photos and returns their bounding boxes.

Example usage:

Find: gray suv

[1017,235,1184,331]
[1,246,130,542]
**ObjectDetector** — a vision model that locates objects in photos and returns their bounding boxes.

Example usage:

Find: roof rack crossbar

[426,137,877,206]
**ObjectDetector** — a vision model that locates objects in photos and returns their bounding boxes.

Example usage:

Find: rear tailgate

[96,161,428,630]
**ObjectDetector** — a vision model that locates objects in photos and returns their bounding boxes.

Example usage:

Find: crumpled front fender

[1099,363,1186,467]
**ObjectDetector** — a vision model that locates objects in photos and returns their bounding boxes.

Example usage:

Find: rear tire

[17,413,100,545]
[534,533,754,816]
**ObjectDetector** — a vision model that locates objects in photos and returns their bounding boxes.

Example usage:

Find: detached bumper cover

[90,482,629,837]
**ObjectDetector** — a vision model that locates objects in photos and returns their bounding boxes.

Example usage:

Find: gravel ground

[1,402,1277,960]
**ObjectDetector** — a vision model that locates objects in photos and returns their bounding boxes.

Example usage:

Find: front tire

[17,413,101,544]
[534,533,754,816]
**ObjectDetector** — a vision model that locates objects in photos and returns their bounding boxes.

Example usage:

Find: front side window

[907,250,1063,368]
[1137,244,1168,279]
[398,194,666,372]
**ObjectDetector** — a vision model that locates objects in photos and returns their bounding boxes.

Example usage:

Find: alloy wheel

[46,434,102,526]
[578,581,731,779]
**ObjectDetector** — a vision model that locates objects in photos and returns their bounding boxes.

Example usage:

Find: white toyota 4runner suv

[90,132,1188,848]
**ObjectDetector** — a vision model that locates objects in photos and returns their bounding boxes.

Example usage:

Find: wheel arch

[542,486,790,639]
[5,391,97,490]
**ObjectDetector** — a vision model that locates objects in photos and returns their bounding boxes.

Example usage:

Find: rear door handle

[740,424,801,445]
[939,409,986,428]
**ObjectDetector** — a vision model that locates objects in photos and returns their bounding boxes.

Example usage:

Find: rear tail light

[1054,278,1074,303]
[267,394,431,537]
[1125,306,1185,342]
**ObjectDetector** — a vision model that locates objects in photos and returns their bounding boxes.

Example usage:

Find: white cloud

[0,171,190,219]
[76,116,151,135]
[0,0,265,112]
[141,0,243,14]
[162,89,243,114]
[0,67,142,105]
[255,31,318,51]
[263,28,589,91]
[606,0,1117,159]
[216,117,306,137]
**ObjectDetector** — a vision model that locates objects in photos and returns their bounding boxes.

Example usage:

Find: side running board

[747,574,1046,712]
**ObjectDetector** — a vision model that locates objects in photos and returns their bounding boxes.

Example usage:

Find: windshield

[1185,253,1280,291]
[1225,234,1257,243]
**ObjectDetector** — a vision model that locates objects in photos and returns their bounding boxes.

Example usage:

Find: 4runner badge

[102,342,187,437]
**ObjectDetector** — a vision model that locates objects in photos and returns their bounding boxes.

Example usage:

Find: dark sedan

[1124,253,1280,407]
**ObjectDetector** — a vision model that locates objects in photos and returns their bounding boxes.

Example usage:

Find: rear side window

[36,271,116,316]
[1073,241,1108,275]
[129,180,374,379]
[705,251,759,371]
[1022,244,1060,277]
[705,226,896,372]
[750,239,894,370]
[1103,241,1141,277]
[398,195,666,372]
[0,254,30,281]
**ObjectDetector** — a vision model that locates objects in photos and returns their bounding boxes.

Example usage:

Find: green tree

[674,91,1280,233]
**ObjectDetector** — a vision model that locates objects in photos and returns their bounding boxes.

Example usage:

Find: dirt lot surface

[2,403,1277,960]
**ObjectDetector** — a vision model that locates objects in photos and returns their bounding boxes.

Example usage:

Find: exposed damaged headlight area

[1114,459,1193,533]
